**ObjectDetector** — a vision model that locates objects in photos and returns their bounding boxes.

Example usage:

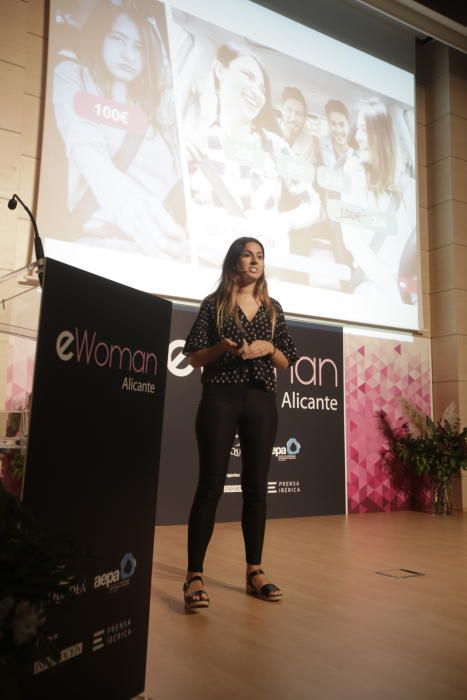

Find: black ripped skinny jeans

[187,383,278,572]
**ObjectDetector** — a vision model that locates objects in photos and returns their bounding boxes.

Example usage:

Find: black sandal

[183,575,210,610]
[246,569,282,602]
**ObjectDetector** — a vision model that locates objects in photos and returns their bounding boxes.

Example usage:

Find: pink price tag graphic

[73,92,148,134]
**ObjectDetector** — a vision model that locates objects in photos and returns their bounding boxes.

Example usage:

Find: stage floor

[142,511,467,700]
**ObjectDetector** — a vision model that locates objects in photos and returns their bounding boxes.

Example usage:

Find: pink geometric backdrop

[0,336,36,497]
[344,332,431,513]
[5,336,36,410]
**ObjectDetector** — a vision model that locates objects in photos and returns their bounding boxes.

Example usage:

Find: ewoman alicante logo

[56,328,158,394]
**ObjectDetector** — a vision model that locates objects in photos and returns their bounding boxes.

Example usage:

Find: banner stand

[20,258,171,700]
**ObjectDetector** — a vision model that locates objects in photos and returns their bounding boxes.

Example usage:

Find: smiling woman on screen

[185,42,320,266]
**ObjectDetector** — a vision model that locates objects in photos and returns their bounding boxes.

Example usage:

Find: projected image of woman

[185,43,320,265]
[341,97,416,302]
[53,0,188,259]
[182,237,298,610]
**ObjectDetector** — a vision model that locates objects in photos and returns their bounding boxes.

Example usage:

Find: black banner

[157,305,345,525]
[22,259,171,700]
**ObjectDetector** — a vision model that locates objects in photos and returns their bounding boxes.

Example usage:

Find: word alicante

[281,391,338,411]
[122,376,155,394]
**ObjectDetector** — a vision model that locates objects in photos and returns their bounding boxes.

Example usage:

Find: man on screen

[316,99,356,288]
[319,99,353,167]
[279,87,318,163]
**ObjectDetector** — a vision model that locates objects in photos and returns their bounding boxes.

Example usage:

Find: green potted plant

[377,399,467,515]
[0,480,76,698]
[0,406,30,499]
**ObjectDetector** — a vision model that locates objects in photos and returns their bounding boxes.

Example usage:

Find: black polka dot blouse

[184,295,298,394]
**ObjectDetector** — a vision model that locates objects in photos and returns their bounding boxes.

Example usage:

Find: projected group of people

[46,0,417,311]
[182,41,416,304]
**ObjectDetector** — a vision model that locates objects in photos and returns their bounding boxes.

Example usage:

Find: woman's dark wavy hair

[80,1,164,127]
[214,237,277,336]
[214,42,279,135]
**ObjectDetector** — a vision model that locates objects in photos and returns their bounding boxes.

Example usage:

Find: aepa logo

[94,552,137,592]
[272,437,301,461]
[287,437,301,455]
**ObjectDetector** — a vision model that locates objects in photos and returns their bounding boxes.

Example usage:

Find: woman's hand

[219,338,272,360]
[71,141,190,259]
[239,340,274,360]
[190,338,288,370]
[185,136,205,164]
[241,340,289,370]
[189,338,246,368]
[219,338,248,356]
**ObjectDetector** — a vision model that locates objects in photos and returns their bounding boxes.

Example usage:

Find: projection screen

[37,0,420,330]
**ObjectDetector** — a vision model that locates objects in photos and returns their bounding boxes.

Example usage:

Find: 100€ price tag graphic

[73,92,148,134]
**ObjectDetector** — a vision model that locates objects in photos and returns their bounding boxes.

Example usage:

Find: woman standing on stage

[182,237,298,609]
